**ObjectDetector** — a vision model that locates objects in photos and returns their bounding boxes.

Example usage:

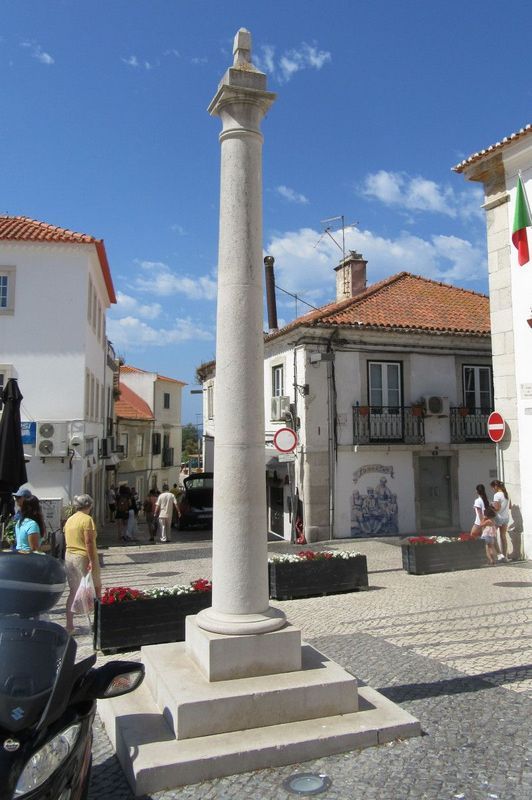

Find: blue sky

[2,1,530,423]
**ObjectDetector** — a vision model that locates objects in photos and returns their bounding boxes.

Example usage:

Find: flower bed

[401,535,487,575]
[93,579,212,653]
[268,550,368,600]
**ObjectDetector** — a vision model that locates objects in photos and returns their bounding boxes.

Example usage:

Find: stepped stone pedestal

[99,616,420,796]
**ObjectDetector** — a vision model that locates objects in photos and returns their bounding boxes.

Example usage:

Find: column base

[195,604,286,635]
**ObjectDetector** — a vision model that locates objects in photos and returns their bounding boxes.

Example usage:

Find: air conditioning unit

[271,395,291,421]
[423,396,450,417]
[36,422,69,457]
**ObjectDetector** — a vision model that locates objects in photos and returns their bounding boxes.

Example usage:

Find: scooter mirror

[86,661,145,700]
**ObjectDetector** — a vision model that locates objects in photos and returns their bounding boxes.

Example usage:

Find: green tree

[181,423,199,461]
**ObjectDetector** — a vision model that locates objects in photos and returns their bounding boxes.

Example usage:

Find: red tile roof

[121,364,186,385]
[0,215,116,304]
[115,382,154,421]
[267,272,490,340]
[452,124,532,173]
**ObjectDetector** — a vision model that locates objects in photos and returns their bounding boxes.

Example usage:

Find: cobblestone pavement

[50,521,532,800]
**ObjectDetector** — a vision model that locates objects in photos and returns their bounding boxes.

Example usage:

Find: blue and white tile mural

[351,464,398,537]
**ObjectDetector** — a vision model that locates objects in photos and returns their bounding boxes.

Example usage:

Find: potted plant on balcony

[93,578,212,653]
[401,533,486,575]
[458,406,470,417]
[268,549,368,600]
[358,405,370,417]
[411,400,425,417]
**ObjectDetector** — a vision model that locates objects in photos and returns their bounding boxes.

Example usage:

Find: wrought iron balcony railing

[353,406,425,445]
[450,407,491,442]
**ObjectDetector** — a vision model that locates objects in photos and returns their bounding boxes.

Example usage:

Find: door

[269,486,284,536]
[418,456,452,529]
[368,361,402,440]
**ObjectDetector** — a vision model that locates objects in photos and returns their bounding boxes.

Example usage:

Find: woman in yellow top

[64,494,101,633]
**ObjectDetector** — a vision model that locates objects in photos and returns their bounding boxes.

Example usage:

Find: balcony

[353,406,425,445]
[162,447,174,468]
[450,407,491,443]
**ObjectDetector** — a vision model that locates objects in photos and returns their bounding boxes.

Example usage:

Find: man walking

[154,484,179,543]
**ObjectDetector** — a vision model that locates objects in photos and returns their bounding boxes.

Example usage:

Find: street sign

[273,427,298,453]
[487,411,506,443]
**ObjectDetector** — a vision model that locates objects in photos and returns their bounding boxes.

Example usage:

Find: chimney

[334,251,367,302]
[264,255,278,332]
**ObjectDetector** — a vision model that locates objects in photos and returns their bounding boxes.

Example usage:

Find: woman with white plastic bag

[64,494,101,633]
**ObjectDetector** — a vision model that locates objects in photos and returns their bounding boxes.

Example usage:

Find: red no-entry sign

[487,411,506,443]
[273,427,298,453]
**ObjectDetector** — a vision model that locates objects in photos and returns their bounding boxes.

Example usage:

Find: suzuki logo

[10,707,24,721]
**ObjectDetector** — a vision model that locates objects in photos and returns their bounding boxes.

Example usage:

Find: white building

[199,253,497,542]
[0,215,117,524]
[454,123,532,558]
[118,365,185,491]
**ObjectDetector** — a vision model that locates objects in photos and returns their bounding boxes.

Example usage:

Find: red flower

[407,536,436,545]
[190,579,212,593]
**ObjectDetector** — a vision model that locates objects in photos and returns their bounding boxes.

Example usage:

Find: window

[272,364,284,397]
[0,365,12,410]
[85,370,90,417]
[163,392,170,409]
[92,286,97,331]
[90,373,95,420]
[463,365,492,412]
[152,432,161,455]
[0,268,16,314]
[87,276,92,322]
[136,434,144,456]
[119,433,128,457]
[97,304,102,342]
[368,361,402,410]
[207,384,214,420]
[95,379,100,420]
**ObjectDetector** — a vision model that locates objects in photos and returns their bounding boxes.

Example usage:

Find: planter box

[402,540,487,575]
[93,592,212,653]
[268,555,368,600]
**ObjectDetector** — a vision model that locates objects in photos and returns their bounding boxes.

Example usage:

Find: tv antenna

[315,215,359,297]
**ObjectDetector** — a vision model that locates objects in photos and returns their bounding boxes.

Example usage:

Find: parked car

[178,472,213,529]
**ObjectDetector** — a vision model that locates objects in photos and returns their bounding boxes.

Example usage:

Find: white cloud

[114,291,162,320]
[276,185,309,205]
[362,170,484,221]
[20,41,54,65]
[266,224,486,302]
[122,55,139,68]
[170,223,187,235]
[136,261,217,301]
[255,42,331,83]
[107,315,214,349]
[190,56,208,65]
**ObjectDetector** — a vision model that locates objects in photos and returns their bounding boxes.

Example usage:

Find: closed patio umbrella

[0,378,28,521]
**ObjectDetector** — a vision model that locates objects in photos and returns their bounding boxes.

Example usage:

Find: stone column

[196,29,286,636]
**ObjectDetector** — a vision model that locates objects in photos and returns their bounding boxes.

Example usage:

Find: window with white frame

[85,370,90,417]
[120,432,128,457]
[368,361,402,410]
[136,434,144,456]
[271,364,284,397]
[0,267,16,314]
[207,383,214,420]
[463,365,492,412]
[0,365,12,410]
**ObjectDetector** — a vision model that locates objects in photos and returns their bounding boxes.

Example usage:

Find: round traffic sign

[273,427,298,453]
[487,411,505,443]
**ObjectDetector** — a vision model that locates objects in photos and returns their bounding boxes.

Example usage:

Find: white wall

[0,240,113,519]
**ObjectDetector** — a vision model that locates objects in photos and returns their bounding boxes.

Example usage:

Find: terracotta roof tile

[0,215,116,303]
[452,124,532,172]
[267,272,490,340]
[115,382,154,421]
[121,364,186,385]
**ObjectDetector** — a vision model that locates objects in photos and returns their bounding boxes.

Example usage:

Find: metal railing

[353,406,425,445]
[450,407,491,442]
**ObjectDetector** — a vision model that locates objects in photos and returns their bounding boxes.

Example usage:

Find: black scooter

[0,552,144,800]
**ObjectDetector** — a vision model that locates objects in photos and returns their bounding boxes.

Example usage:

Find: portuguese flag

[512,175,532,266]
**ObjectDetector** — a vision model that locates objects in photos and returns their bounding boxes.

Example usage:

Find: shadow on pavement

[380,663,532,703]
